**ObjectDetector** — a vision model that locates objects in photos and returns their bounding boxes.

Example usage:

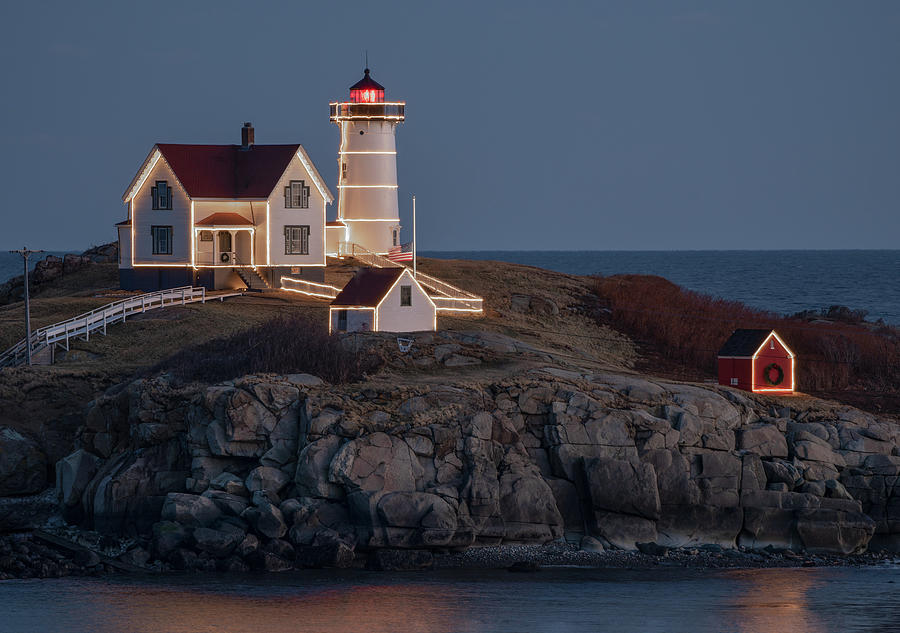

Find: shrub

[592,275,900,393]
[152,314,384,384]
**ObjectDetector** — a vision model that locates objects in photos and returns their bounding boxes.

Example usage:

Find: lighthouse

[330,68,405,254]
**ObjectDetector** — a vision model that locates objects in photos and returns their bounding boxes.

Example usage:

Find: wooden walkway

[0,286,242,368]
[281,242,483,313]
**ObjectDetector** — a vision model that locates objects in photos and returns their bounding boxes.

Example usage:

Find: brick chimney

[241,122,254,149]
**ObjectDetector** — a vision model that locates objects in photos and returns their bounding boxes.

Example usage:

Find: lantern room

[349,68,385,103]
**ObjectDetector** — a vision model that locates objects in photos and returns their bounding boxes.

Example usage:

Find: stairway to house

[234,267,271,292]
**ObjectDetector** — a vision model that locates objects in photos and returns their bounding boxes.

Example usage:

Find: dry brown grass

[592,274,900,410]
[415,257,636,370]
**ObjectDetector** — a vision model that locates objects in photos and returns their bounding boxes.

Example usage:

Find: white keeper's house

[118,122,333,291]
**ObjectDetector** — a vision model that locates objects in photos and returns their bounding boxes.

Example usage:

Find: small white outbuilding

[329,267,436,333]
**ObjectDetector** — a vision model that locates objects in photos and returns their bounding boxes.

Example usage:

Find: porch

[194,212,255,268]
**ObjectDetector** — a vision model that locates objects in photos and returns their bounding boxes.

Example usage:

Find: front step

[234,267,271,292]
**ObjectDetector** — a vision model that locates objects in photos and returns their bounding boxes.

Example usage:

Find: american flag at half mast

[387,242,413,262]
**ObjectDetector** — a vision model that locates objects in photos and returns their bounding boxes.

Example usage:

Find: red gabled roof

[156,144,300,199]
[195,212,254,227]
[331,267,406,307]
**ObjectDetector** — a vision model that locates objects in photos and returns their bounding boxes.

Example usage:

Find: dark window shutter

[151,186,157,209]
[285,186,291,208]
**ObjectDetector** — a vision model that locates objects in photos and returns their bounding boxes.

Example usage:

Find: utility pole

[9,247,44,366]
[412,195,417,278]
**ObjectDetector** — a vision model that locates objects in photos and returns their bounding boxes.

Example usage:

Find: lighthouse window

[284,225,310,255]
[284,181,310,208]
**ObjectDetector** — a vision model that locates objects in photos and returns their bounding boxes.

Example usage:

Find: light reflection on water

[1,567,899,633]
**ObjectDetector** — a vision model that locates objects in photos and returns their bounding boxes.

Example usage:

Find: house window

[284,225,309,255]
[151,181,172,210]
[151,226,173,255]
[337,309,347,331]
[199,230,213,242]
[400,285,412,306]
[284,180,310,208]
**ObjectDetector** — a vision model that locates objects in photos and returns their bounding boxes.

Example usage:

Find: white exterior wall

[325,225,347,255]
[330,308,375,333]
[267,154,326,267]
[117,226,132,269]
[338,119,401,254]
[131,158,191,265]
[375,270,436,332]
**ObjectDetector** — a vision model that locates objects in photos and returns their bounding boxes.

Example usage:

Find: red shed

[717,329,795,394]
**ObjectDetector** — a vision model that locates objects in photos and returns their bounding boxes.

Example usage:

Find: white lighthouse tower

[330,68,405,254]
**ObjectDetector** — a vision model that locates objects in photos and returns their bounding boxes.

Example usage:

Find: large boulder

[329,432,423,493]
[591,511,658,550]
[375,491,459,548]
[0,427,48,496]
[161,493,222,528]
[736,425,788,458]
[498,471,564,542]
[295,436,345,499]
[56,449,101,508]
[193,524,245,558]
[245,466,290,496]
[242,501,287,539]
[583,457,660,520]
[796,509,875,555]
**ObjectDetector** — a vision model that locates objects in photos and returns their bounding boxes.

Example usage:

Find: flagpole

[412,195,417,278]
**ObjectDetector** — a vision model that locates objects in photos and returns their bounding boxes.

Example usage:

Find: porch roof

[195,212,254,227]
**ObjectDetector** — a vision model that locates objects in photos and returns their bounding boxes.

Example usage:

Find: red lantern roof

[349,68,385,103]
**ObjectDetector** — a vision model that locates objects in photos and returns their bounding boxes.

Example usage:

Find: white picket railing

[336,241,483,314]
[0,286,240,368]
[280,277,341,299]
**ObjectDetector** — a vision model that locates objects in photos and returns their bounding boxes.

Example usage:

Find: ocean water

[423,250,900,325]
[3,250,897,325]
[0,566,897,633]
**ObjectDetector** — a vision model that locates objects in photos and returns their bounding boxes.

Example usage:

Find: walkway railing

[280,277,341,300]
[337,241,483,314]
[0,286,239,368]
[337,242,402,269]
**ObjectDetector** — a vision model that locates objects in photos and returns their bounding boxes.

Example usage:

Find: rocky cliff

[49,339,900,572]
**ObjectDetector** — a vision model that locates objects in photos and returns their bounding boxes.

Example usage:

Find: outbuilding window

[337,309,348,331]
[400,285,412,306]
[284,225,309,255]
[284,180,310,208]
[151,181,172,210]
[151,226,173,254]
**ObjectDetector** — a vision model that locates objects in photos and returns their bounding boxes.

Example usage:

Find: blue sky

[1,1,898,251]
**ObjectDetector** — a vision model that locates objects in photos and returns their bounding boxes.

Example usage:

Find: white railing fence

[335,241,483,314]
[0,286,240,368]
[280,277,341,299]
